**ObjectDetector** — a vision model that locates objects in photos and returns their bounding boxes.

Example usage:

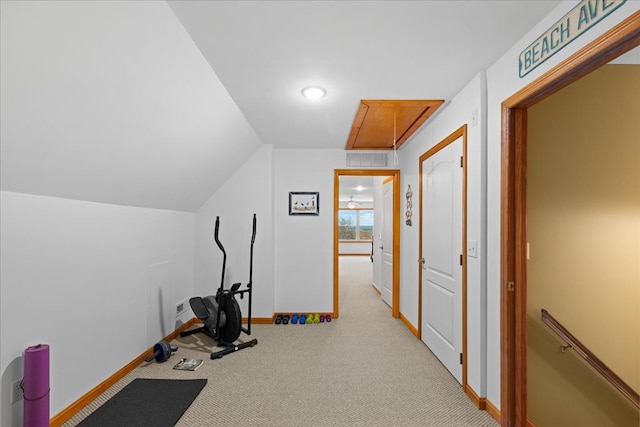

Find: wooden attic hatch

[345,100,444,150]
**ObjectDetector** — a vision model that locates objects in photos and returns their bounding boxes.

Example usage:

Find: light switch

[467,240,478,258]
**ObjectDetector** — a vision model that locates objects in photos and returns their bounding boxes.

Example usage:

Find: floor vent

[346,152,388,167]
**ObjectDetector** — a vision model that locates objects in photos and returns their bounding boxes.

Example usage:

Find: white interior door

[381,179,393,307]
[421,137,463,383]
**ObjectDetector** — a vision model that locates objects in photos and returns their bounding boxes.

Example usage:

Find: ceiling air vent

[346,152,388,168]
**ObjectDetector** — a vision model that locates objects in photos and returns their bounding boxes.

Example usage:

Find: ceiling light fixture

[347,196,357,209]
[301,86,326,99]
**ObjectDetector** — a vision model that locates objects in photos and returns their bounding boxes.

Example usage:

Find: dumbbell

[299,314,307,324]
[275,314,283,324]
[145,340,178,363]
[313,314,320,323]
[291,314,299,324]
[282,314,290,324]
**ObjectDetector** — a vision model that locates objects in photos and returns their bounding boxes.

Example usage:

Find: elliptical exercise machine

[181,214,258,359]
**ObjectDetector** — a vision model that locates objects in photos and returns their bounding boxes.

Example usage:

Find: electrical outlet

[10,379,23,404]
[175,298,189,318]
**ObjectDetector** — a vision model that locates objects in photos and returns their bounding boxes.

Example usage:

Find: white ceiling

[168,0,562,149]
[1,0,565,212]
[340,175,376,203]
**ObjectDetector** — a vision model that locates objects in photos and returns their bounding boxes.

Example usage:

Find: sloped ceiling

[1,0,563,212]
[0,1,263,212]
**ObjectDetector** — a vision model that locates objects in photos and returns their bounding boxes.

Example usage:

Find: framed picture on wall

[289,192,319,216]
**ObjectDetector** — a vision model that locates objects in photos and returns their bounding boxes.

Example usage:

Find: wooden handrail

[541,309,639,408]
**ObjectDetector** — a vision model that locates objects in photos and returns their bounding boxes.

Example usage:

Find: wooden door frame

[500,12,640,427]
[334,169,401,318]
[418,124,468,389]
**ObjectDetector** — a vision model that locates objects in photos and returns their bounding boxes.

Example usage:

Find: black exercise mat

[77,378,207,427]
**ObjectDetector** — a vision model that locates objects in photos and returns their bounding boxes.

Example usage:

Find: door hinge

[460,254,463,266]
[460,156,464,167]
[506,281,515,291]
[460,353,463,364]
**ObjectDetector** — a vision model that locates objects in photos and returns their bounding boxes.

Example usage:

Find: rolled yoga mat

[23,344,50,427]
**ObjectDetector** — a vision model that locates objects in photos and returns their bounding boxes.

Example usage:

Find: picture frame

[289,192,319,216]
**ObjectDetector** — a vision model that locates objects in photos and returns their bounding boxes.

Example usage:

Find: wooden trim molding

[50,318,199,426]
[504,11,640,109]
[464,384,487,410]
[244,316,276,325]
[333,171,340,318]
[371,283,382,296]
[399,312,419,338]
[500,11,640,427]
[334,169,401,319]
[486,399,501,425]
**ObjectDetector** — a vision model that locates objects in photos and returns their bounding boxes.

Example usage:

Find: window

[339,209,373,241]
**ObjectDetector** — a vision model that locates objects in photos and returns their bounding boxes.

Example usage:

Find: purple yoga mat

[23,344,50,427]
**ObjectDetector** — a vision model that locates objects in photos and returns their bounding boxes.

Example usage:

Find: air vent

[346,152,388,167]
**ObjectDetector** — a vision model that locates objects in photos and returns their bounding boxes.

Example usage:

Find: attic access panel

[345,100,444,150]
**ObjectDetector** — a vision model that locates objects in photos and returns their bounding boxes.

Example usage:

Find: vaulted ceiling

[1,1,562,211]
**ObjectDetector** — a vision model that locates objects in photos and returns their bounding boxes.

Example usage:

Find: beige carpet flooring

[64,256,499,426]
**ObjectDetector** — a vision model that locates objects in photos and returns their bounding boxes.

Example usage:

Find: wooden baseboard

[371,283,381,296]
[485,399,501,424]
[399,312,419,338]
[243,316,276,324]
[50,318,198,426]
[464,384,487,410]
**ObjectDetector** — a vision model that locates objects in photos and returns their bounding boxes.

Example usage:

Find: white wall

[339,243,372,255]
[398,72,488,398]
[194,145,275,318]
[0,191,194,426]
[484,0,639,409]
[195,147,398,316]
[273,149,345,313]
[0,0,263,212]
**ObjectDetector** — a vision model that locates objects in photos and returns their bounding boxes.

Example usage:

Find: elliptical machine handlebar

[214,216,226,293]
[251,214,257,245]
[214,216,225,254]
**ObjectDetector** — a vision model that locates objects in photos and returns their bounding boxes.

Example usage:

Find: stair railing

[541,308,639,408]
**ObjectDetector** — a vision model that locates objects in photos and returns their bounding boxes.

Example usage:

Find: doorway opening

[500,12,640,427]
[333,169,401,319]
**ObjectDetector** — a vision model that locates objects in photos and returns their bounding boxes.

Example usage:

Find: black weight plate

[218,295,242,343]
[152,342,163,362]
[157,341,171,362]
